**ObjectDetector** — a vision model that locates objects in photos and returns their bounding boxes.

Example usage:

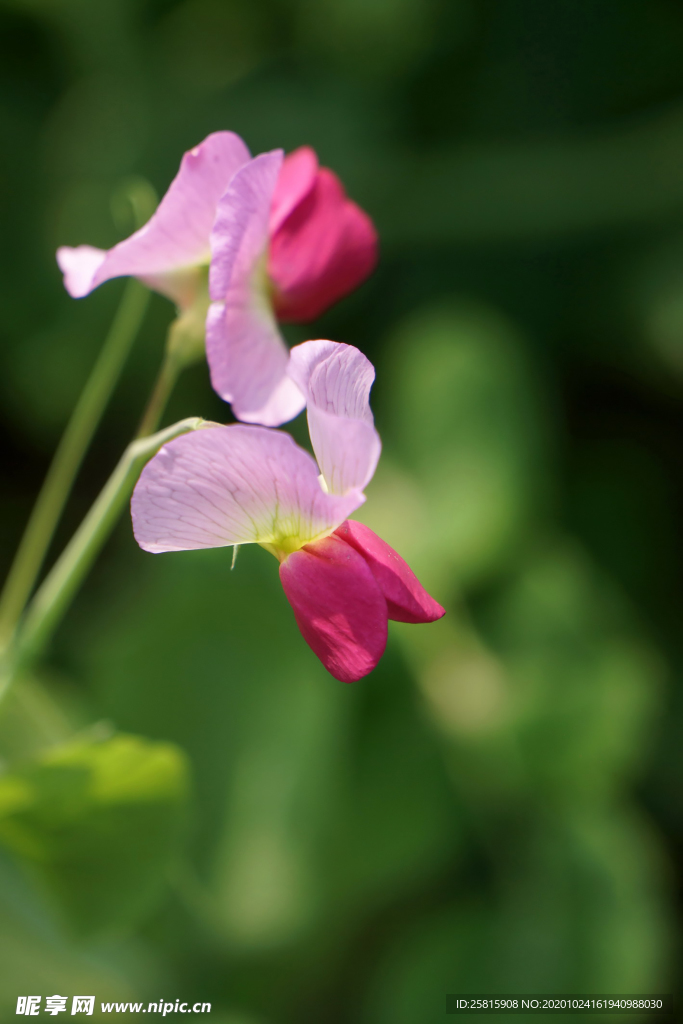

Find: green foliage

[0,852,139,1020]
[363,810,669,1024]
[0,733,189,934]
[375,303,547,588]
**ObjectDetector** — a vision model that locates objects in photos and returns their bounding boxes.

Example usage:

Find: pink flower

[131,342,442,682]
[57,134,378,428]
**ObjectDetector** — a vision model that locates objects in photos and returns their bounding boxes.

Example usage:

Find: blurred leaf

[478,540,665,801]
[325,646,461,928]
[361,808,672,1024]
[401,540,665,813]
[0,852,140,1021]
[0,671,77,765]
[0,732,189,934]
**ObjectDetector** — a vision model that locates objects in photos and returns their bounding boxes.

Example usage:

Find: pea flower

[57,133,378,426]
[131,342,443,682]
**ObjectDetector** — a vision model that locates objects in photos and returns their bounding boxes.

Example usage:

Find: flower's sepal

[165,268,210,369]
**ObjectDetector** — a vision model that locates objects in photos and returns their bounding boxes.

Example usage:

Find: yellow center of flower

[258,526,334,563]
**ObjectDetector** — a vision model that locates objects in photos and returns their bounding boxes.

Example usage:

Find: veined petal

[334,520,445,624]
[206,151,302,425]
[279,534,387,682]
[131,424,363,555]
[288,340,381,494]
[288,339,374,423]
[57,131,251,302]
[208,150,282,301]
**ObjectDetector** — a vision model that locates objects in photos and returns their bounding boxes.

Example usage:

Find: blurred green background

[1,0,682,1020]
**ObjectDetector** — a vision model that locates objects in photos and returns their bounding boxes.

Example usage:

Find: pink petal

[288,340,381,494]
[334,520,445,624]
[131,424,363,554]
[206,151,304,425]
[56,245,107,299]
[268,165,378,322]
[288,340,375,423]
[279,534,388,682]
[208,149,281,301]
[269,146,318,235]
[57,132,251,303]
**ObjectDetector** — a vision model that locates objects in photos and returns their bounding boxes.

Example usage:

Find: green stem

[135,290,210,440]
[0,278,150,648]
[0,417,205,706]
[136,347,183,438]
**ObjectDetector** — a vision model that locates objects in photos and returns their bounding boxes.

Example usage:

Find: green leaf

[0,732,190,935]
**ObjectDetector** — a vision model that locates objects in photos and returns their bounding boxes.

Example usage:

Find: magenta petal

[279,534,388,682]
[268,166,378,322]
[288,340,381,494]
[57,132,250,303]
[334,520,445,624]
[206,150,303,425]
[269,146,318,235]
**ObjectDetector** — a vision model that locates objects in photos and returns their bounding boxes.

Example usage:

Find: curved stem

[0,278,150,648]
[135,290,210,440]
[0,417,205,708]
[136,347,183,438]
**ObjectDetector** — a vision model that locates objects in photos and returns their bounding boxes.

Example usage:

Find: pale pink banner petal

[206,151,303,424]
[131,424,363,554]
[279,534,387,682]
[57,131,251,301]
[335,521,445,624]
[208,149,282,302]
[288,340,381,494]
